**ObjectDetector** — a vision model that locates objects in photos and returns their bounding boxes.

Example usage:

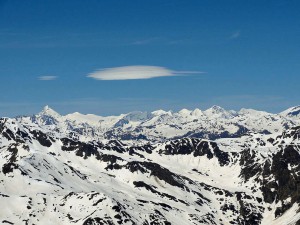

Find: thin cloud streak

[38,76,57,81]
[131,37,162,45]
[87,66,204,81]
[173,71,206,74]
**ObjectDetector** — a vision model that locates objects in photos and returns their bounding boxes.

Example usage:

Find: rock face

[0,107,300,224]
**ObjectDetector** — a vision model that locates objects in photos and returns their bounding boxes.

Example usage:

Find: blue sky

[0,0,299,116]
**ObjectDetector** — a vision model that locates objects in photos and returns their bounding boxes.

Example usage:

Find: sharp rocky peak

[39,105,61,118]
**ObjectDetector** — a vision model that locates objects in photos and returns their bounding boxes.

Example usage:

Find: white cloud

[87,65,203,80]
[38,76,57,81]
[230,31,240,39]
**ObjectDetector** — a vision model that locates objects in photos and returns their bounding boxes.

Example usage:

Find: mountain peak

[205,105,226,114]
[39,105,61,118]
[191,108,203,117]
[210,105,226,112]
[178,108,191,116]
[151,109,172,116]
[203,105,237,119]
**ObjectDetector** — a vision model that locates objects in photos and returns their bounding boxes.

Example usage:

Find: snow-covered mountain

[19,105,299,143]
[0,106,300,224]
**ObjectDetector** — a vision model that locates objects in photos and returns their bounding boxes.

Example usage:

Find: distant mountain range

[19,105,300,142]
[0,106,300,224]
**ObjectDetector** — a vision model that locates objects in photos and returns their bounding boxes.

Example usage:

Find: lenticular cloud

[87,66,173,80]
[87,65,202,80]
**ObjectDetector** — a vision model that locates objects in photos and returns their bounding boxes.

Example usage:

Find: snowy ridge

[280,106,300,119]
[0,107,300,224]
[19,105,300,143]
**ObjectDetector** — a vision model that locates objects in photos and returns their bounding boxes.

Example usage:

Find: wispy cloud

[38,76,57,81]
[131,37,162,45]
[87,66,204,80]
[130,37,192,46]
[230,31,241,39]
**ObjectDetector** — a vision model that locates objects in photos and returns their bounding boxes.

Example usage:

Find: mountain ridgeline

[26,105,300,142]
[0,106,300,224]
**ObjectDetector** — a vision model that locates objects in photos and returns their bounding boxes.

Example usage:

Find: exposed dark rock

[240,149,261,182]
[83,217,114,225]
[31,130,52,147]
[235,192,263,225]
[260,144,300,217]
[2,220,14,224]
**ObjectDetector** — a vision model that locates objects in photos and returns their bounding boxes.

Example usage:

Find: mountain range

[1,106,300,224]
[21,105,300,142]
